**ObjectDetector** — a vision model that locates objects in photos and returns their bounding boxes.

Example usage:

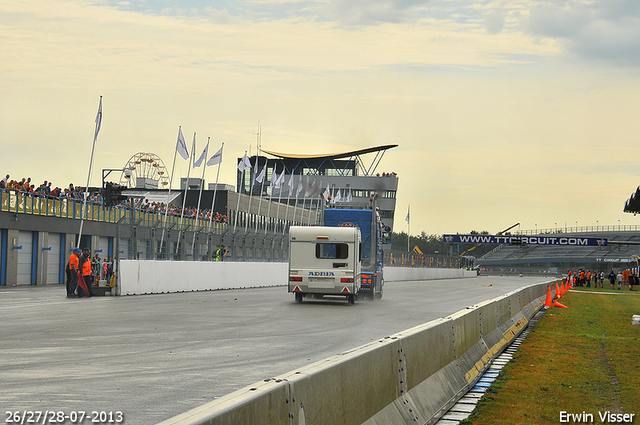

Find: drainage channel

[434,308,547,425]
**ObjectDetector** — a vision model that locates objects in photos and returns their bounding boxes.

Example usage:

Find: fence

[386,250,464,269]
[1,189,464,273]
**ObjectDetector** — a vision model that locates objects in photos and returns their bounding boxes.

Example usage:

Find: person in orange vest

[77,248,95,297]
[586,271,592,287]
[66,247,81,297]
[579,270,585,286]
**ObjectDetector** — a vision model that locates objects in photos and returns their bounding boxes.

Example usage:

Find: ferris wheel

[120,152,170,189]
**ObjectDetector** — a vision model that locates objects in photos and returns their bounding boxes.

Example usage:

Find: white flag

[207,145,223,166]
[304,175,311,198]
[276,170,285,189]
[238,153,251,172]
[94,97,102,138]
[193,141,208,167]
[405,205,410,224]
[176,128,189,160]
[255,164,266,184]
[346,187,352,202]
[296,178,303,197]
[335,189,342,203]
[323,183,330,201]
[288,175,294,197]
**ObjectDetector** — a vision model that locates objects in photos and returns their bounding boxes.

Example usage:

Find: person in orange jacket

[77,248,95,297]
[66,247,81,297]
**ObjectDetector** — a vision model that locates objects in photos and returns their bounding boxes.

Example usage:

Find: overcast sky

[2,0,640,235]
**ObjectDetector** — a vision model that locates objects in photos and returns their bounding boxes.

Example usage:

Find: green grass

[461,287,640,424]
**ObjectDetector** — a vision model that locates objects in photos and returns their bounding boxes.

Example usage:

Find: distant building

[236,144,399,232]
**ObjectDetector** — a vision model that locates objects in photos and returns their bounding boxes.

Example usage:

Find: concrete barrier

[158,279,555,425]
[118,261,477,295]
[119,261,288,295]
[385,267,477,281]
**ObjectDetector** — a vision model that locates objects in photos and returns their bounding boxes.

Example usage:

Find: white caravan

[288,226,361,304]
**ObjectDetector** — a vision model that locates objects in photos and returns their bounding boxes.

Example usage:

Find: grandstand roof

[261,144,398,160]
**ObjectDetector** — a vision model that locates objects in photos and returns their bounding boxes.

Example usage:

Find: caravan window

[316,243,349,259]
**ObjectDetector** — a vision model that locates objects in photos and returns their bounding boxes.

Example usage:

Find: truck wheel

[375,283,383,300]
[348,294,355,305]
[295,293,303,303]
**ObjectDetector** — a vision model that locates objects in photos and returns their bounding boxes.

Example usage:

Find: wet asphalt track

[0,275,554,424]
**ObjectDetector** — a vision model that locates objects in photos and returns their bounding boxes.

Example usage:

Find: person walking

[616,270,623,290]
[66,247,81,297]
[608,270,616,290]
[214,245,227,262]
[77,248,95,297]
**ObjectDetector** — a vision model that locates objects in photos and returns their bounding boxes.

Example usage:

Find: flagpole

[307,192,314,226]
[208,142,224,232]
[177,132,195,256]
[234,151,248,232]
[274,167,286,232]
[292,182,300,227]
[265,166,276,234]
[246,156,257,234]
[78,95,102,247]
[191,138,209,257]
[407,204,410,253]
[283,173,294,234]
[160,127,181,259]
[255,164,266,233]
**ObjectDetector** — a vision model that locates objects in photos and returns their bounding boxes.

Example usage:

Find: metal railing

[514,225,640,235]
[1,189,228,233]
[386,250,462,269]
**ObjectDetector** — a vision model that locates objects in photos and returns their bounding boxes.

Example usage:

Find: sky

[2,0,640,236]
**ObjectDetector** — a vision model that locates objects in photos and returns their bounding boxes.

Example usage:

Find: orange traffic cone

[561,281,566,294]
[553,300,568,308]
[555,282,562,299]
[545,285,553,308]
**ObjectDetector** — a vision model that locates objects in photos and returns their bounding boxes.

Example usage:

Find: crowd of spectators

[120,199,229,223]
[1,174,86,199]
[1,173,228,223]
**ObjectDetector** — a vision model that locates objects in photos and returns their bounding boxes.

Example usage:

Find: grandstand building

[478,230,639,273]
[236,145,399,232]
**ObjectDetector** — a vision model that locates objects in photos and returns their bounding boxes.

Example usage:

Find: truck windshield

[316,243,349,259]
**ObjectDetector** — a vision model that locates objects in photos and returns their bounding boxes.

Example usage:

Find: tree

[390,231,499,258]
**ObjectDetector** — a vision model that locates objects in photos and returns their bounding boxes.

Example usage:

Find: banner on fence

[442,234,608,247]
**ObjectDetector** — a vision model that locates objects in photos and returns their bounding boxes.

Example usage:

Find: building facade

[236,145,399,232]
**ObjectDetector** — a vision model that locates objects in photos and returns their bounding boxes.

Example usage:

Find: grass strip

[462,287,640,424]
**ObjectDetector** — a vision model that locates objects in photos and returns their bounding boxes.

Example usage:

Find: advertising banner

[442,234,608,247]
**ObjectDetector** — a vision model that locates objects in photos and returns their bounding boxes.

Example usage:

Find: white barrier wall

[119,261,288,295]
[385,267,477,281]
[118,261,477,295]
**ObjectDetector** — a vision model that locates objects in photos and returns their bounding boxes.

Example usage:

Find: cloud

[484,9,505,34]
[525,0,640,66]
[316,0,433,26]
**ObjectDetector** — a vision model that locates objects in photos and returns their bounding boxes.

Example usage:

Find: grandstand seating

[479,231,640,271]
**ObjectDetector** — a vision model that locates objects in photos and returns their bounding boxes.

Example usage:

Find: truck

[288,203,389,304]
